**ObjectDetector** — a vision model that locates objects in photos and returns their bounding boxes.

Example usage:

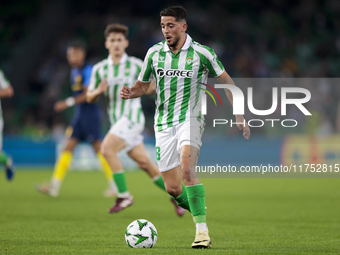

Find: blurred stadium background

[1,0,339,168]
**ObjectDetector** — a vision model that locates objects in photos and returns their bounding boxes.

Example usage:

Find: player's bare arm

[145,80,156,95]
[120,80,151,99]
[86,79,108,103]
[216,71,250,140]
[0,86,14,98]
[54,87,89,113]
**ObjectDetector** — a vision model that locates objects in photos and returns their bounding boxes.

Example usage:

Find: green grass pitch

[0,169,340,254]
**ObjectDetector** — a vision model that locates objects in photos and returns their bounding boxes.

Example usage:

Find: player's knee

[165,184,181,197]
[101,143,113,159]
[100,147,108,159]
[64,141,77,152]
[136,159,150,171]
[180,162,191,178]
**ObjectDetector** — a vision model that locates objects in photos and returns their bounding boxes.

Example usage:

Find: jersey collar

[107,53,128,65]
[163,34,192,52]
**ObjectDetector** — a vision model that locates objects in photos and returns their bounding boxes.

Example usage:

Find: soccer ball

[125,219,158,248]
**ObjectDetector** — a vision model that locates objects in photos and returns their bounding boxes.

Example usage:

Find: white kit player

[120,6,250,248]
[87,23,185,216]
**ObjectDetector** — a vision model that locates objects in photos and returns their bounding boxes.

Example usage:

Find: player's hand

[120,85,131,99]
[236,115,250,140]
[98,79,108,94]
[54,100,68,112]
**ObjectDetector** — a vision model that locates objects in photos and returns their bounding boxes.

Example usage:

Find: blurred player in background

[0,69,14,181]
[120,6,250,248]
[36,41,117,197]
[87,23,184,216]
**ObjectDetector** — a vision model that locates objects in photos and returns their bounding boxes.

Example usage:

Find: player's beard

[167,35,180,48]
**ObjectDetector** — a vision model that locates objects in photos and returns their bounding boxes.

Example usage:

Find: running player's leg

[180,145,204,216]
[0,120,14,181]
[154,126,191,213]
[101,132,133,213]
[181,144,210,248]
[91,139,117,197]
[127,143,161,182]
[103,116,144,212]
[161,166,182,196]
[0,150,14,181]
[36,122,79,197]
[161,165,190,213]
[127,143,185,216]
[178,116,210,248]
[101,133,126,175]
[36,137,78,196]
[51,138,78,193]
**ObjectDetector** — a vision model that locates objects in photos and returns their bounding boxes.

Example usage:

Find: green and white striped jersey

[0,69,10,121]
[89,53,145,126]
[138,34,224,131]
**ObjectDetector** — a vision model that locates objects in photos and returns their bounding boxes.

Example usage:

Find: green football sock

[0,152,8,166]
[186,183,206,223]
[113,171,128,193]
[172,184,191,212]
[153,175,166,191]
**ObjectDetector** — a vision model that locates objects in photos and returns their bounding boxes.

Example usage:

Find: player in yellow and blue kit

[36,41,117,197]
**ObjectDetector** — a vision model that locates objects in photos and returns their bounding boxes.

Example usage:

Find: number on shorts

[156,146,161,161]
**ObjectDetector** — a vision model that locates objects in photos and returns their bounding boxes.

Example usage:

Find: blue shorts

[70,114,101,143]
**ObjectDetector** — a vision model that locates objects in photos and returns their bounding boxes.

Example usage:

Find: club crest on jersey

[159,56,165,62]
[103,69,108,78]
[156,68,193,78]
[186,57,193,65]
[71,75,83,91]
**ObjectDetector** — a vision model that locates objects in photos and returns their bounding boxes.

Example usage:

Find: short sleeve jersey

[138,34,224,131]
[89,53,145,126]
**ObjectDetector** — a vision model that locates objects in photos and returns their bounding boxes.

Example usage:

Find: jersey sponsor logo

[108,77,131,85]
[156,68,193,78]
[71,83,83,91]
[71,75,83,91]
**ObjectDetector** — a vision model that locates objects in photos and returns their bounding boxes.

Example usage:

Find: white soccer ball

[125,219,158,248]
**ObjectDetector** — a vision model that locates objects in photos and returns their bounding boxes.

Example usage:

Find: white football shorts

[155,118,204,172]
[109,116,144,152]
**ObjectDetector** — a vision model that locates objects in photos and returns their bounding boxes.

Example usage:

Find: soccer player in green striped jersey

[87,23,185,216]
[121,6,251,248]
[0,69,14,181]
